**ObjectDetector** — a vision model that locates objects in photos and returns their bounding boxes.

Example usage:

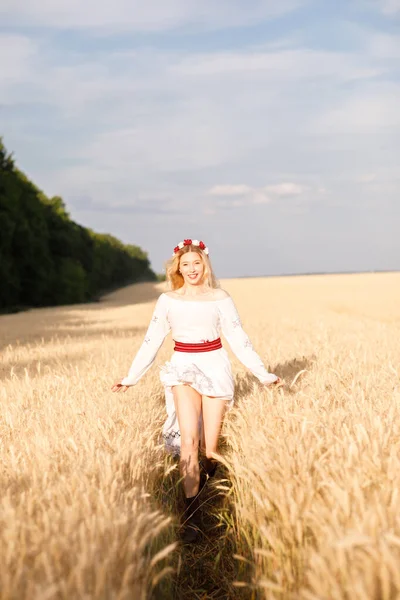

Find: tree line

[0,138,156,311]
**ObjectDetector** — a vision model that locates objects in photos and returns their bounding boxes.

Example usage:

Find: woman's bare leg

[201,395,228,461]
[173,385,202,497]
[200,418,206,455]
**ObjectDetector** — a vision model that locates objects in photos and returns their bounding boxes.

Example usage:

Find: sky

[1,0,399,278]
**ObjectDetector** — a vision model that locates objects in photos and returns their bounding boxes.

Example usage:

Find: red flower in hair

[173,246,180,254]
[199,241,205,250]
[183,239,192,246]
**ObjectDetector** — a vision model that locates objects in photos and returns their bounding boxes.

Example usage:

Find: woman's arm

[218,294,278,385]
[114,294,171,389]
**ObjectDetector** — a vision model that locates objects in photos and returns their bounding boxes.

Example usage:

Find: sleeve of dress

[218,297,278,384]
[121,294,171,386]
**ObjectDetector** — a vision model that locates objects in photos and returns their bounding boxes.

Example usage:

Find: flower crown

[173,239,209,256]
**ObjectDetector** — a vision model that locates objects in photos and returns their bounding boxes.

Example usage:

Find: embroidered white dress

[121,293,278,454]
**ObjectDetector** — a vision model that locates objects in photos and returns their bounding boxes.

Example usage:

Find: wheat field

[1,272,399,599]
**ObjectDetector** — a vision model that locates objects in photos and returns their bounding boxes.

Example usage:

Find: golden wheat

[1,273,399,599]
[223,272,400,599]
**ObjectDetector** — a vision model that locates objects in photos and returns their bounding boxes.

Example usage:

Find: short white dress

[121,293,278,454]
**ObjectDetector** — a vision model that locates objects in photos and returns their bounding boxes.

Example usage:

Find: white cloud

[0,22,398,235]
[252,192,272,205]
[1,33,394,201]
[169,47,381,83]
[208,185,268,208]
[207,182,310,210]
[0,0,306,31]
[0,11,398,276]
[0,34,36,75]
[0,35,38,98]
[209,185,254,196]
[367,32,400,58]
[356,0,400,15]
[378,0,400,14]
[310,83,400,135]
[355,173,377,183]
[264,183,305,196]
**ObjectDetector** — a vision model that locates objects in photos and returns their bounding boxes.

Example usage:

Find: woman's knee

[181,435,199,453]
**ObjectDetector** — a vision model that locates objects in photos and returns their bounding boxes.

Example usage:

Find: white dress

[121,293,278,454]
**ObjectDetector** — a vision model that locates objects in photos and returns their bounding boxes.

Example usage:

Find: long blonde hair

[165,245,219,291]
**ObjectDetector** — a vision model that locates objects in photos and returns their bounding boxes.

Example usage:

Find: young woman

[111,239,281,543]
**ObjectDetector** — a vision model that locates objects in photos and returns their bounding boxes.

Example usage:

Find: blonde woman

[112,239,281,543]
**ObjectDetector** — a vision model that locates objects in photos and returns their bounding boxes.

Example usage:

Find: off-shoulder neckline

[162,293,231,304]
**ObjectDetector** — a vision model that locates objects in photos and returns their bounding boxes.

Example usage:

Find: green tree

[0,137,156,311]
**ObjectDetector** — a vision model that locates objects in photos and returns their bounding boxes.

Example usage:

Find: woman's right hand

[111,379,131,393]
[263,376,283,388]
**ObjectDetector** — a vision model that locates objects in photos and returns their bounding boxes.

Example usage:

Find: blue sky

[1,0,399,277]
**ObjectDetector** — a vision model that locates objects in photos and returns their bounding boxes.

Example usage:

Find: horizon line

[220,269,400,280]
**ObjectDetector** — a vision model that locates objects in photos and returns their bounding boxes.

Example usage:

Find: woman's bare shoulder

[164,290,186,299]
[212,288,231,300]
[162,288,231,301]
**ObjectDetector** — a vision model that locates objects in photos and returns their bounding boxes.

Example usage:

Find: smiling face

[179,251,205,286]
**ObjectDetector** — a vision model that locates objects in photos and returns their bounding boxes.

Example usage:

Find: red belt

[174,338,222,353]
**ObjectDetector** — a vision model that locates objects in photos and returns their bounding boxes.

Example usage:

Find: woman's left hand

[111,379,131,393]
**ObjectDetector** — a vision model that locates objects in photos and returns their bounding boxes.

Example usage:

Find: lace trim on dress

[161,430,181,456]
[160,362,216,394]
[163,430,181,439]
